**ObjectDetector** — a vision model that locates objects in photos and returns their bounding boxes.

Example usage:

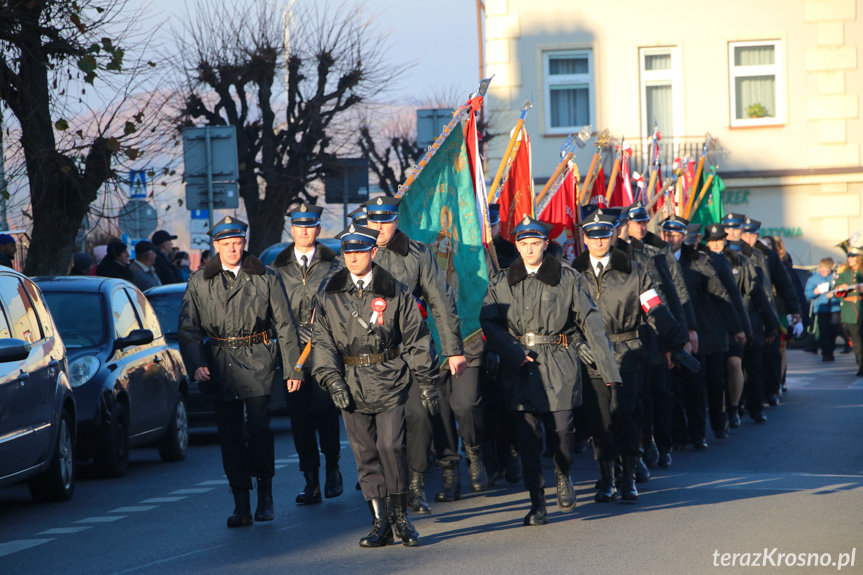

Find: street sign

[184,181,239,211]
[118,200,158,239]
[190,234,210,250]
[181,126,239,182]
[324,158,369,204]
[417,108,455,149]
[129,170,148,199]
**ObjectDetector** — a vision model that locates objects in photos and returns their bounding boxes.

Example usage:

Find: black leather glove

[672,349,700,373]
[484,351,500,375]
[298,325,312,345]
[420,387,441,416]
[329,380,351,410]
[576,342,596,367]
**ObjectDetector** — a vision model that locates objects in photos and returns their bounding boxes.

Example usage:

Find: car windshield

[42,292,106,348]
[146,293,182,337]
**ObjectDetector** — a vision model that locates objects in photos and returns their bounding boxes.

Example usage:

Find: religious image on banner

[429,205,459,294]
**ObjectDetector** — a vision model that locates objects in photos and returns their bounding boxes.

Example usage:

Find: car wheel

[28,409,76,502]
[95,402,129,478]
[158,395,188,462]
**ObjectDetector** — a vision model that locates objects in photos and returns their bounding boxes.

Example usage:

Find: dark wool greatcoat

[698,244,753,342]
[640,231,698,333]
[311,264,439,415]
[178,253,301,401]
[480,254,620,413]
[723,246,780,348]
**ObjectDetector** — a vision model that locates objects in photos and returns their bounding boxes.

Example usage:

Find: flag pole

[398,76,494,199]
[646,168,683,213]
[487,95,534,203]
[535,125,591,209]
[645,122,661,203]
[682,133,712,219]
[604,136,624,204]
[686,165,719,219]
[578,129,610,205]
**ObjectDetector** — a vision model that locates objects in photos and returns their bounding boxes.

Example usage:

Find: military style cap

[603,207,622,227]
[741,217,761,234]
[336,224,379,252]
[347,206,368,226]
[362,196,401,223]
[722,212,747,229]
[488,203,501,226]
[702,223,727,243]
[512,215,553,241]
[579,208,617,239]
[683,223,703,246]
[659,214,690,234]
[624,200,650,223]
[848,246,863,256]
[208,216,248,241]
[288,202,323,227]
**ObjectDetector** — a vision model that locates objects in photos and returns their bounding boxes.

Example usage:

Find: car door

[126,287,173,429]
[0,274,50,478]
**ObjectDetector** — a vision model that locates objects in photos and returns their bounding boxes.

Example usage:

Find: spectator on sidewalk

[96,239,133,281]
[69,252,94,276]
[805,258,841,362]
[152,229,183,284]
[130,240,162,291]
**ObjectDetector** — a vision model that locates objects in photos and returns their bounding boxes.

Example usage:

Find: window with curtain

[729,41,784,126]
[640,48,679,141]
[544,50,594,133]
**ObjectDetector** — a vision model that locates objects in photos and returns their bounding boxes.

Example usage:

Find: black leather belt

[343,347,400,366]
[518,333,568,347]
[608,330,639,343]
[211,331,269,349]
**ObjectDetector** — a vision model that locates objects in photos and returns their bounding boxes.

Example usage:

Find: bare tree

[0,0,162,274]
[170,0,400,254]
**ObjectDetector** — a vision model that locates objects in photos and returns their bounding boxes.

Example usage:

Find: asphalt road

[2,349,862,575]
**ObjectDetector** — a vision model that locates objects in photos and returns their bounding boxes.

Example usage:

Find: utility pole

[0,110,8,232]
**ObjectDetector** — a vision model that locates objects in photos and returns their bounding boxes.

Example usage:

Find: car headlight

[69,356,100,388]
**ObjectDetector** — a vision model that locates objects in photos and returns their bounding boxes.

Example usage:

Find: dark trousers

[432,366,484,462]
[672,353,707,444]
[705,352,728,434]
[288,371,341,473]
[342,404,408,501]
[816,312,841,357]
[845,322,863,371]
[214,395,274,489]
[516,410,574,491]
[480,370,520,475]
[764,336,782,397]
[742,346,765,416]
[648,362,674,454]
[584,373,641,460]
[404,377,434,473]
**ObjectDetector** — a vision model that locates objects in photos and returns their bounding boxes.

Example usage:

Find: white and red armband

[640,289,662,313]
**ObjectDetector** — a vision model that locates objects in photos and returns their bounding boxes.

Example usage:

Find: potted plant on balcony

[746,103,768,119]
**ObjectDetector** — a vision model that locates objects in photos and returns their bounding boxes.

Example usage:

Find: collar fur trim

[507,254,562,286]
[202,252,264,280]
[324,263,397,297]
[272,241,337,267]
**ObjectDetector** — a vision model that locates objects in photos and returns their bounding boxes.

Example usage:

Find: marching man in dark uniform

[481,216,620,525]
[178,216,302,527]
[312,224,441,548]
[272,202,342,505]
[361,196,466,515]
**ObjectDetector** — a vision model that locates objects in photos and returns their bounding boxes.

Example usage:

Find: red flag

[539,165,579,263]
[464,97,491,247]
[608,143,634,208]
[497,127,534,243]
[587,164,607,208]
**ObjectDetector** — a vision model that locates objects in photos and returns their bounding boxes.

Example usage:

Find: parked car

[143,283,290,426]
[34,276,189,478]
[0,267,76,501]
[258,237,341,265]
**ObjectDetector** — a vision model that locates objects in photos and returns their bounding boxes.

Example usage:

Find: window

[127,288,163,339]
[640,47,682,140]
[0,276,42,343]
[43,292,107,349]
[729,41,784,127]
[543,50,594,134]
[111,288,141,340]
[22,280,54,339]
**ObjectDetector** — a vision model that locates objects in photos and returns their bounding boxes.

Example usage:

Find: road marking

[76,516,126,523]
[197,480,229,486]
[274,459,293,464]
[685,477,746,489]
[274,464,288,469]
[170,488,214,494]
[718,477,782,487]
[0,539,54,558]
[109,506,158,513]
[139,497,187,503]
[36,527,92,535]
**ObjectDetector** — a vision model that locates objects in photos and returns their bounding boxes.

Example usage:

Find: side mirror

[115,329,154,350]
[0,338,31,363]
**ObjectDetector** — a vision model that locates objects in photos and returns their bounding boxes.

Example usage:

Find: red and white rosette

[370,297,387,325]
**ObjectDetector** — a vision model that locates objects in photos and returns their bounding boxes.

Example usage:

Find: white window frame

[542,50,595,136]
[639,47,684,142]
[728,40,785,128]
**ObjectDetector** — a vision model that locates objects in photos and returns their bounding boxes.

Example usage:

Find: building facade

[483,0,862,265]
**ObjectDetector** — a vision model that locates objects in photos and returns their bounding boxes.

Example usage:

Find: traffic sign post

[118,199,158,240]
[129,170,148,199]
[325,158,369,226]
[190,210,210,251]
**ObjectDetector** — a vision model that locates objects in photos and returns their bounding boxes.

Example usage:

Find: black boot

[227,488,253,528]
[435,461,462,502]
[324,467,343,499]
[594,460,616,503]
[523,489,547,526]
[620,456,639,502]
[254,477,274,522]
[634,457,650,483]
[390,492,421,546]
[555,468,576,513]
[504,446,522,484]
[464,445,489,492]
[643,440,659,468]
[359,498,393,548]
[726,406,741,428]
[408,469,431,514]
[295,468,322,505]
